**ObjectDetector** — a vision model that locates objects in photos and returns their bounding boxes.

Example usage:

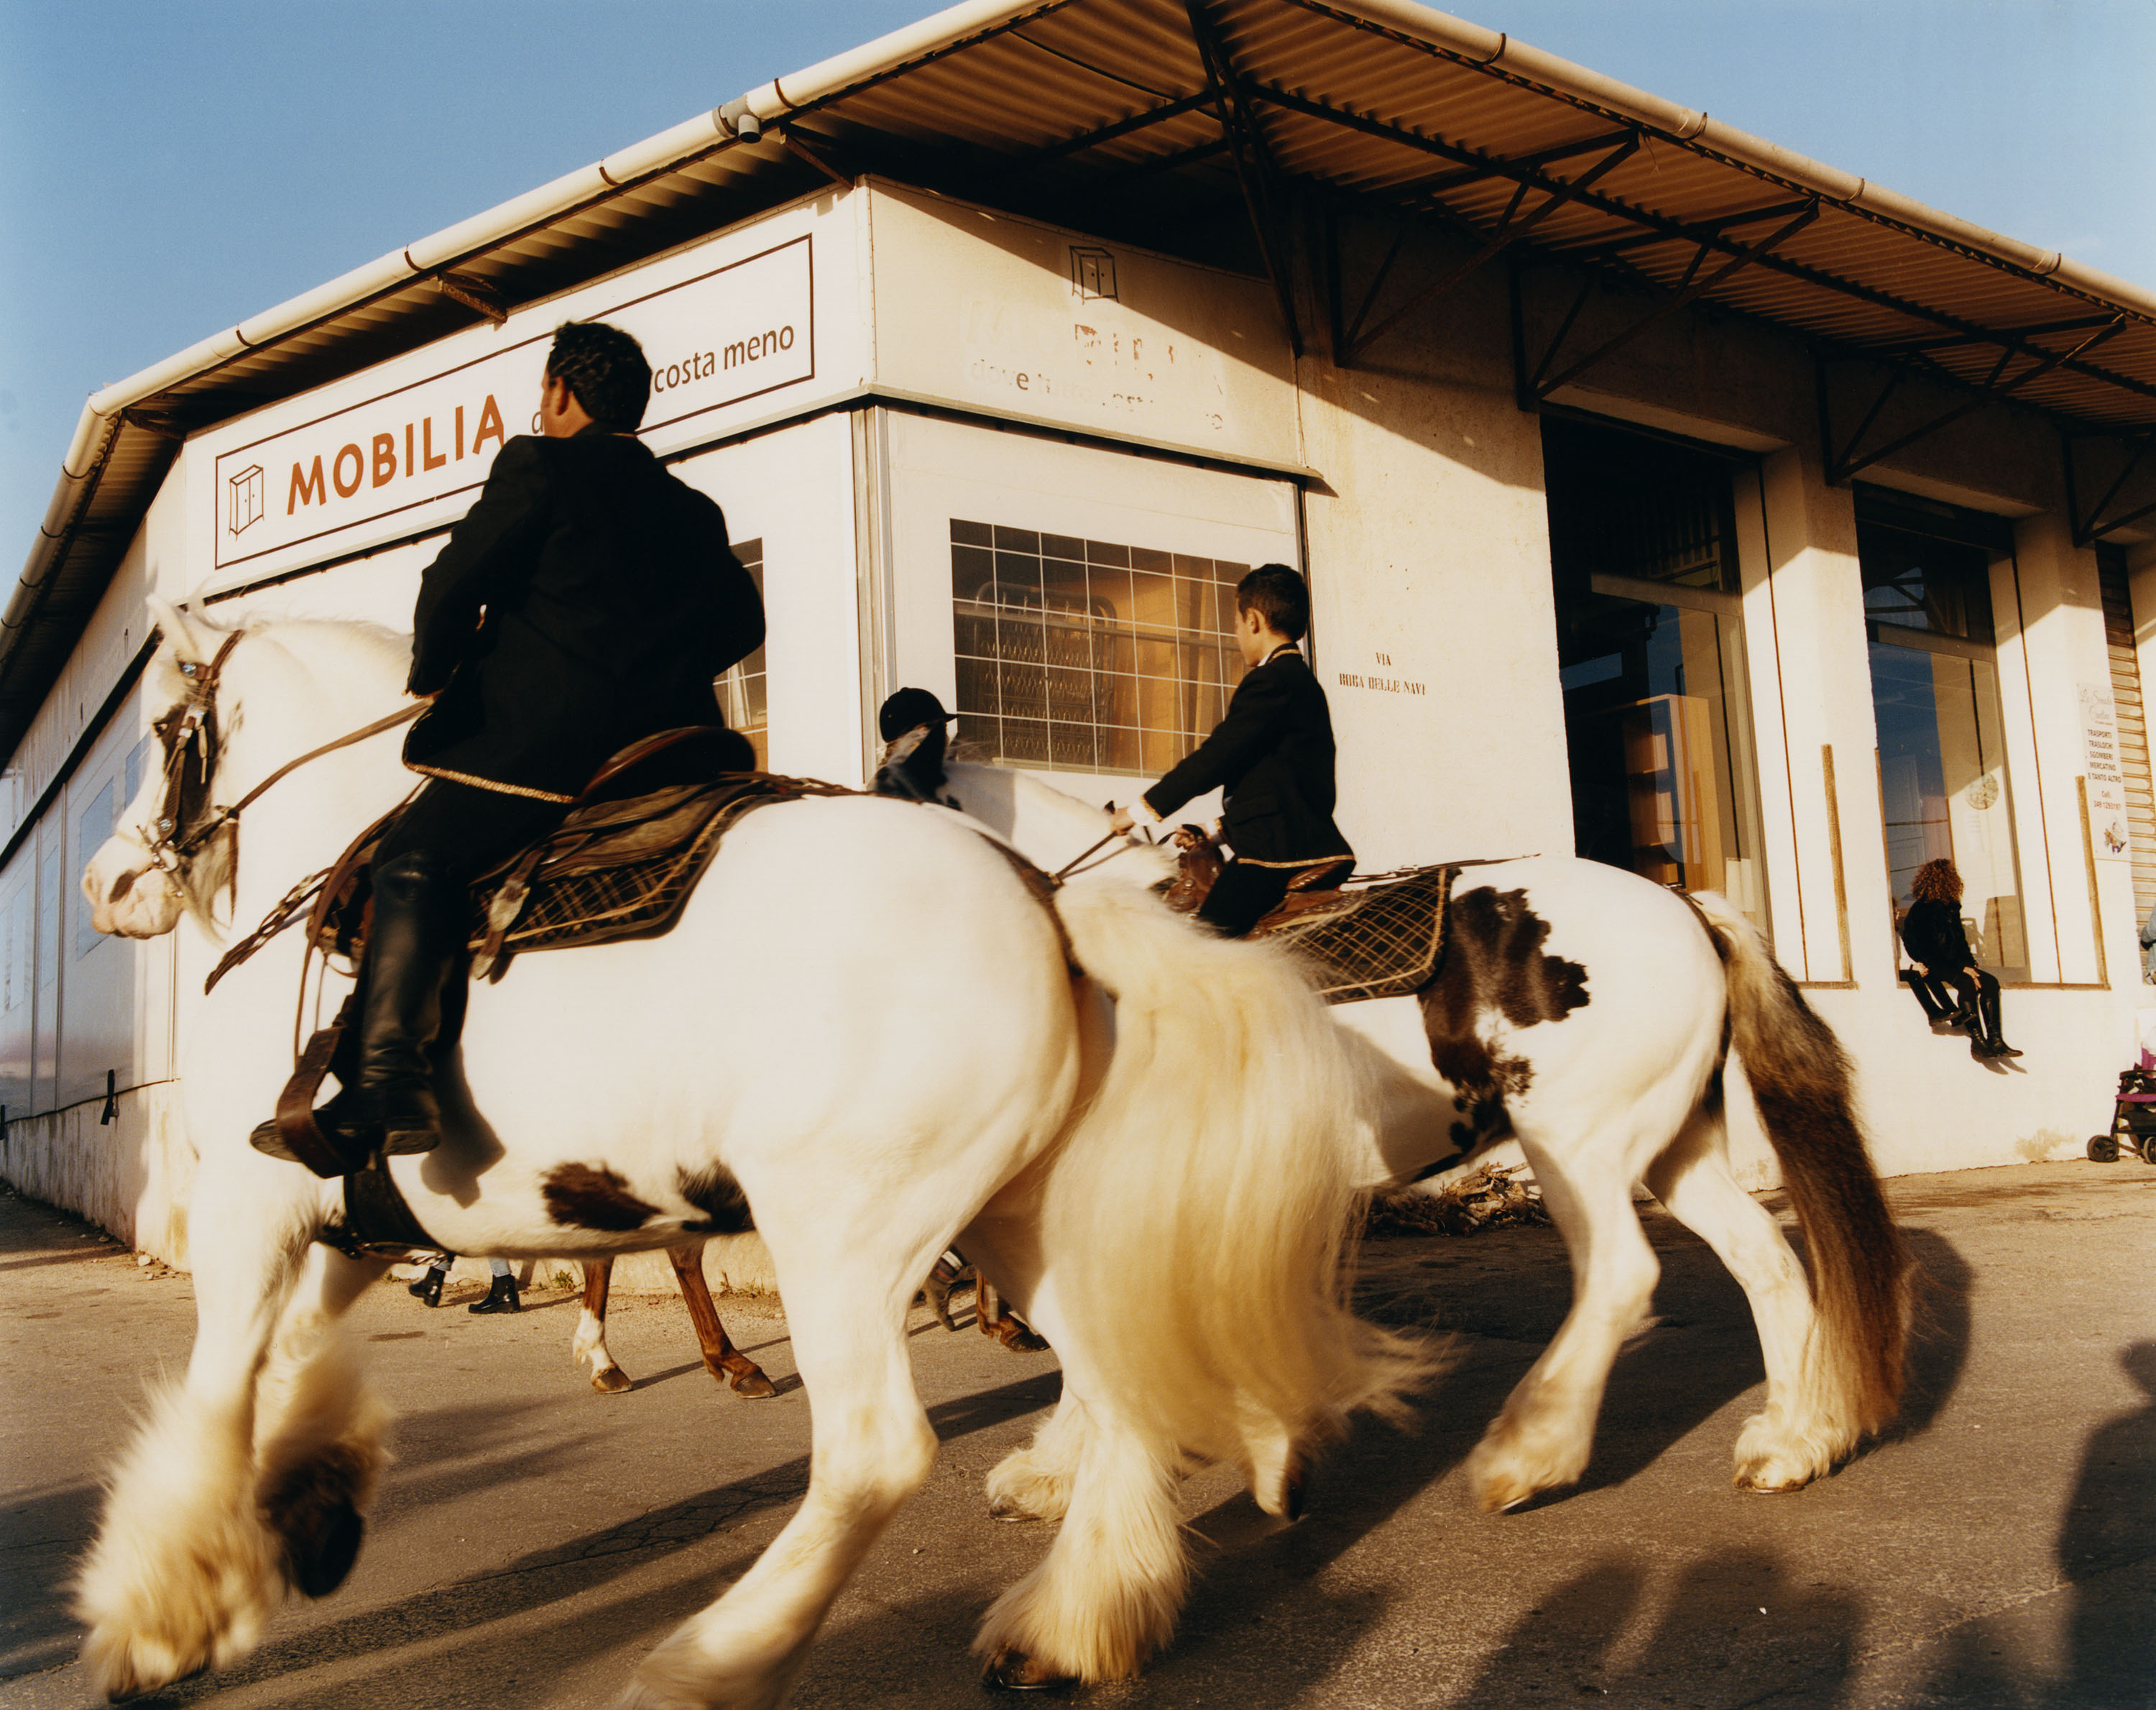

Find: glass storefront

[1544,418,1767,923]
[949,519,1248,775]
[1858,512,2030,980]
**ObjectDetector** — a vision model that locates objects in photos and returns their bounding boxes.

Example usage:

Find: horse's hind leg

[252,1242,393,1597]
[668,1244,775,1398]
[1465,1081,1704,1513]
[574,1259,635,1394]
[74,1157,325,1700]
[1643,1104,1837,1491]
[972,1302,1189,1687]
[986,1387,1087,1521]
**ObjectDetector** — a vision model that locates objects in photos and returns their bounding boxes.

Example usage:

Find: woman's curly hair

[1909,858,1963,904]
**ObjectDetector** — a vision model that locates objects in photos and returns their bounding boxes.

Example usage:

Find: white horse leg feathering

[75,607,1417,1706]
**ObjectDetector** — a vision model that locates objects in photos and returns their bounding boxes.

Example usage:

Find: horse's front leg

[574,1259,635,1394]
[74,1154,330,1700]
[624,1205,943,1709]
[667,1245,776,1399]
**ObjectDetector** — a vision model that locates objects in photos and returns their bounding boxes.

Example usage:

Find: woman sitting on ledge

[1901,858,2023,1061]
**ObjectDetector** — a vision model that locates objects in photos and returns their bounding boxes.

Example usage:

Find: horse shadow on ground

[121,1369,1062,1706]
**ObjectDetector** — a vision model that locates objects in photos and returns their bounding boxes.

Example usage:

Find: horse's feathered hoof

[286,1499,364,1599]
[982,1649,1077,1691]
[591,1366,635,1394]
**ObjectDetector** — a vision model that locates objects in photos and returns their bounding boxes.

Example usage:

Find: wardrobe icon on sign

[228,464,264,536]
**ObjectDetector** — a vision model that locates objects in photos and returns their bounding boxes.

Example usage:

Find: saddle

[239,728,854,1178]
[1167,838,1458,1005]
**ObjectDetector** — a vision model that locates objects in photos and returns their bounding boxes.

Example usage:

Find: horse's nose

[106,869,137,906]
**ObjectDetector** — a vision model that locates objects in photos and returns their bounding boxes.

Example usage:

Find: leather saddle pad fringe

[295,771,855,986]
[464,773,854,978]
[468,773,855,978]
[1250,863,1458,1005]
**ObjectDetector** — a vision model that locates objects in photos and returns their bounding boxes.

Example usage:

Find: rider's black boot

[469,1272,521,1314]
[326,850,459,1156]
[1974,980,2022,1059]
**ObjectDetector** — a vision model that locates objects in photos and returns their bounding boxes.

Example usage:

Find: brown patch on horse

[1419,886,1590,1149]
[677,1164,754,1234]
[543,1164,661,1232]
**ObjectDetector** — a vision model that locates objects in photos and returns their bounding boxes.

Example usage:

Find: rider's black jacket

[403,426,763,802]
[1142,645,1354,870]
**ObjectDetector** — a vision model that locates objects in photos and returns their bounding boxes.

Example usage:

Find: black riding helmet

[877,686,957,743]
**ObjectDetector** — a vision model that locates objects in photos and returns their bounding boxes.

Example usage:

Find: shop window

[1858,515,2029,980]
[1544,418,1766,921]
[949,519,1246,774]
[716,538,767,768]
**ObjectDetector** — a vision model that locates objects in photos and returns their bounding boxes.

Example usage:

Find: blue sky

[4,1,2152,559]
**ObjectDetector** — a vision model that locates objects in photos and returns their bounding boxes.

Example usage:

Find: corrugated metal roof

[10,0,2154,762]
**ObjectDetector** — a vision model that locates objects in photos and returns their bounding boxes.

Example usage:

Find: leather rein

[141,628,425,881]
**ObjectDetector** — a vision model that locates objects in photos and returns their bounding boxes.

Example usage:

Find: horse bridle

[139,628,427,878]
[142,631,245,873]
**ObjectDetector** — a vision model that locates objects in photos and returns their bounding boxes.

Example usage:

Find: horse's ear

[147,595,213,663]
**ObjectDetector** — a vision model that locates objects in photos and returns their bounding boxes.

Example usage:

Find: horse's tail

[1689,889,1909,1441]
[1042,879,1429,1481]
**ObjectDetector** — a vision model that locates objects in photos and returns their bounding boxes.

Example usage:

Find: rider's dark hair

[546,321,652,431]
[1236,563,1311,642]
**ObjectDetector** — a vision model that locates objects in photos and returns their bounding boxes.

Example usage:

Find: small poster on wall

[2081,680,2131,861]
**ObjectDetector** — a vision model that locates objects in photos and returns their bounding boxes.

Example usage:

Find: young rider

[1110,563,1353,937]
[323,320,763,1159]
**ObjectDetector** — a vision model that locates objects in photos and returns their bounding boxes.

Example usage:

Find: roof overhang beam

[1186,1,1302,357]
[1332,133,1639,366]
[1246,83,2156,412]
[2063,430,2156,546]
[1820,319,2127,486]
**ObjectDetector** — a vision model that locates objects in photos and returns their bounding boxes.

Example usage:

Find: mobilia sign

[209,233,816,578]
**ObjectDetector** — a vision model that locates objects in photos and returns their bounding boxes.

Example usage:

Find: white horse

[941,760,1912,1514]
[73,605,1424,1706]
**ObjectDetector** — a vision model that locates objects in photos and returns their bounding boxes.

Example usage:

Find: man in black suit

[1110,564,1353,937]
[328,320,763,1157]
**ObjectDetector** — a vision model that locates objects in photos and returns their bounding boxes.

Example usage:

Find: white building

[6,0,2155,1267]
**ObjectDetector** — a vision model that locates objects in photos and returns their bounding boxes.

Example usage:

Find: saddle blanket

[1252,863,1457,1004]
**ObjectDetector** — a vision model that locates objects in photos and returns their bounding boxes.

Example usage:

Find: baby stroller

[2088,1049,2156,1163]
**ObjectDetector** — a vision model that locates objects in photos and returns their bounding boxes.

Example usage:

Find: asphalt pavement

[1,1161,2150,1710]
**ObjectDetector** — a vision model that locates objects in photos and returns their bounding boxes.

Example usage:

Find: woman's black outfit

[1899,898,2022,1059]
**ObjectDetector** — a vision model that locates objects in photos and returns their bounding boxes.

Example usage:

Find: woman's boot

[407,1260,451,1307]
[469,1272,521,1314]
[1976,980,2022,1059]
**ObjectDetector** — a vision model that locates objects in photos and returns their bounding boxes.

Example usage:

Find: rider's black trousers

[374,778,569,883]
